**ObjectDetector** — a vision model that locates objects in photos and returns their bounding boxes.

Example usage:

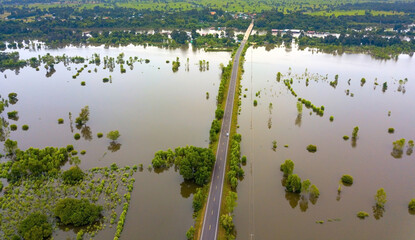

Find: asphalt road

[200,20,254,240]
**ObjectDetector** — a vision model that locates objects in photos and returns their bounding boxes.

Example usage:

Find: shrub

[66,145,74,152]
[388,128,395,133]
[81,81,86,86]
[375,188,387,208]
[285,174,302,193]
[62,166,85,185]
[107,130,120,141]
[241,155,247,164]
[341,175,354,185]
[343,135,349,140]
[18,212,52,240]
[103,77,109,83]
[215,108,224,120]
[280,159,294,176]
[22,125,29,131]
[352,126,359,139]
[306,145,317,153]
[253,100,258,106]
[357,211,369,219]
[7,111,18,120]
[329,116,334,122]
[54,198,102,226]
[10,124,17,131]
[408,199,415,210]
[310,184,320,198]
[97,132,103,138]
[58,118,64,124]
[80,150,86,155]
[74,133,81,140]
[71,150,78,155]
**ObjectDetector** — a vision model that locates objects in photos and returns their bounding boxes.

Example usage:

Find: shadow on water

[107,142,121,152]
[180,180,198,199]
[81,126,93,141]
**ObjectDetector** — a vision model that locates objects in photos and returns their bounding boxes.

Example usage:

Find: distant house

[210,11,216,15]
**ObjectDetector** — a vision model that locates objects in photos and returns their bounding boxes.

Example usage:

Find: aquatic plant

[74,133,81,140]
[10,124,17,131]
[58,118,64,124]
[280,159,294,176]
[388,128,395,133]
[341,175,353,185]
[22,125,29,131]
[306,145,317,153]
[357,211,369,219]
[97,132,103,138]
[253,100,258,106]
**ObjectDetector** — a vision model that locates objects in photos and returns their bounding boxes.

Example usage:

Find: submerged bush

[285,174,302,193]
[80,150,86,155]
[74,133,81,140]
[280,159,294,176]
[58,118,64,124]
[54,198,102,226]
[62,166,85,185]
[341,175,354,185]
[253,100,258,106]
[18,212,52,240]
[388,128,395,133]
[329,116,334,122]
[357,211,369,219]
[343,135,349,140]
[81,81,86,86]
[97,132,103,138]
[10,124,17,131]
[408,199,415,210]
[22,125,29,131]
[306,145,317,153]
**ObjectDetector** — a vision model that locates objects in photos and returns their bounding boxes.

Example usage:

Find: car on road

[226,132,229,137]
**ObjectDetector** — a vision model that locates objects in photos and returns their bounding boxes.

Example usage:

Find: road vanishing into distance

[200,20,254,240]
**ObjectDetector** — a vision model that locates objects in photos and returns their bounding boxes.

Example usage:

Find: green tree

[4,139,18,156]
[186,226,195,240]
[75,106,89,126]
[54,198,102,226]
[408,199,415,210]
[352,126,359,139]
[375,188,387,208]
[310,184,320,198]
[280,159,294,176]
[18,212,52,240]
[341,175,354,185]
[62,166,85,185]
[107,130,120,141]
[220,214,234,235]
[225,191,238,213]
[302,179,311,193]
[285,174,302,193]
[215,107,224,120]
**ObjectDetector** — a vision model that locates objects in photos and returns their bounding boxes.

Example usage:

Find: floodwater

[0,44,231,239]
[234,46,415,240]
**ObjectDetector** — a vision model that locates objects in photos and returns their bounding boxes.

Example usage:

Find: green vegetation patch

[341,174,354,185]
[0,163,135,239]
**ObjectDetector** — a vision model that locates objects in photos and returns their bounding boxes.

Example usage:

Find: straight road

[200,20,254,240]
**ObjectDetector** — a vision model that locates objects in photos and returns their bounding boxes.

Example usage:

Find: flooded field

[235,46,415,240]
[0,44,231,239]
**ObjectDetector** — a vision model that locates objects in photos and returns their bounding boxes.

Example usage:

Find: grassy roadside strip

[217,42,250,240]
[191,46,239,240]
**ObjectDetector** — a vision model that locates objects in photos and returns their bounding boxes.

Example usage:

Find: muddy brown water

[234,46,415,240]
[0,44,231,240]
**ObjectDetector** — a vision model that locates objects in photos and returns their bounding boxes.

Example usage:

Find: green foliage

[74,133,81,140]
[392,138,406,158]
[297,101,303,114]
[228,134,244,190]
[253,99,258,106]
[22,125,29,131]
[341,175,354,185]
[306,144,317,152]
[75,106,89,126]
[272,140,277,150]
[186,226,195,240]
[360,78,366,86]
[107,130,120,141]
[54,198,103,226]
[220,214,234,236]
[6,146,69,182]
[58,118,64,124]
[4,139,18,155]
[10,124,17,131]
[97,132,103,138]
[276,72,282,82]
[285,174,302,193]
[375,188,387,208]
[192,188,206,212]
[357,211,369,219]
[62,166,85,185]
[352,126,359,139]
[388,128,395,133]
[152,146,215,186]
[18,212,52,240]
[225,191,238,213]
[66,145,74,152]
[209,119,221,143]
[217,62,232,105]
[241,155,247,164]
[71,150,78,156]
[215,107,224,120]
[330,116,334,121]
[280,159,294,176]
[81,81,86,86]
[302,179,311,193]
[343,135,349,140]
[80,150,86,155]
[408,199,415,210]
[310,184,320,198]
